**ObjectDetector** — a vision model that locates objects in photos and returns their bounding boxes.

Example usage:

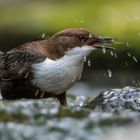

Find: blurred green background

[0,0,139,71]
[0,0,139,98]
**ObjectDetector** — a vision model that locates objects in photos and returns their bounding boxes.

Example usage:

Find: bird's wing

[1,47,46,80]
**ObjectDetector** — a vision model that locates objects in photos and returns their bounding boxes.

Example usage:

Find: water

[127,52,131,57]
[132,56,138,63]
[107,69,112,78]
[83,56,87,62]
[89,34,92,38]
[41,33,46,39]
[0,87,140,140]
[114,52,118,58]
[126,42,130,47]
[137,32,140,36]
[110,51,114,56]
[80,20,84,23]
[87,60,91,67]
[102,48,106,54]
[125,61,128,66]
[126,52,138,63]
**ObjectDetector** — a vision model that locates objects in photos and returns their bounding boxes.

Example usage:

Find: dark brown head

[46,28,114,59]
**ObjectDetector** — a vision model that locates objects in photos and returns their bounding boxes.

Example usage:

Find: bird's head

[47,28,114,59]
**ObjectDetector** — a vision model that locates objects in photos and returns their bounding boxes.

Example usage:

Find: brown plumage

[0,28,114,105]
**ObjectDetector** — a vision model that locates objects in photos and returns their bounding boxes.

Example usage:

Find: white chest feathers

[32,46,93,95]
[32,55,83,95]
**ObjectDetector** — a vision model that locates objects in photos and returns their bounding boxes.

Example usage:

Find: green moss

[0,110,28,123]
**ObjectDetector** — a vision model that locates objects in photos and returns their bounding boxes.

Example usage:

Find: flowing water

[0,86,140,140]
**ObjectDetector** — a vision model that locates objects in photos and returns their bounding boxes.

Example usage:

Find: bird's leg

[56,92,67,106]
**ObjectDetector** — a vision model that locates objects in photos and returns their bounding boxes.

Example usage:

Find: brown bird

[0,28,114,105]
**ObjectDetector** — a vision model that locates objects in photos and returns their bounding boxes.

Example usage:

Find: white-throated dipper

[0,28,114,105]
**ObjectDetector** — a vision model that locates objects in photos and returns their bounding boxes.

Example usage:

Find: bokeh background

[0,0,139,96]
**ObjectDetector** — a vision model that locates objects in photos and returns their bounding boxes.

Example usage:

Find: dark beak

[88,36,115,50]
[96,36,114,44]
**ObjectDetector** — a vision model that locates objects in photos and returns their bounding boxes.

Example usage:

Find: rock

[88,86,140,112]
[0,94,140,140]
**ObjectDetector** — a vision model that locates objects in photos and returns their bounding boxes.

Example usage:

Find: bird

[0,28,114,106]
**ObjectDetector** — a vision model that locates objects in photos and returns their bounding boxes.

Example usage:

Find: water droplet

[88,60,91,67]
[73,19,77,23]
[127,52,131,57]
[107,69,112,78]
[102,48,106,54]
[76,96,87,107]
[32,81,36,86]
[83,56,87,62]
[24,72,29,79]
[126,42,130,47]
[137,80,140,86]
[79,74,82,80]
[132,56,138,63]
[132,79,137,86]
[134,16,139,20]
[137,32,140,36]
[125,61,128,66]
[89,34,92,38]
[41,33,46,39]
[80,20,84,23]
[126,16,139,21]
[126,17,132,21]
[110,51,114,56]
[40,92,45,98]
[35,89,39,96]
[72,79,75,83]
[114,52,118,58]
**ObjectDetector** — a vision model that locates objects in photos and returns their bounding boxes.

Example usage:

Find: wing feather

[1,47,46,80]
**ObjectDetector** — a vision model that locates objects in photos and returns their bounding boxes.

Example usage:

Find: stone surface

[0,87,140,140]
[88,86,140,112]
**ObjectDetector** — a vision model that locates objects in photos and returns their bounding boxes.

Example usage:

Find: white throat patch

[32,45,94,95]
[66,45,95,57]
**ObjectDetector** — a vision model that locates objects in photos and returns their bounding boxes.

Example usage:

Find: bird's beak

[88,36,115,50]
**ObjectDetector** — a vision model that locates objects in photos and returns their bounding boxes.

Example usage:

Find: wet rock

[0,98,90,123]
[88,86,140,112]
[0,89,140,140]
[0,111,139,140]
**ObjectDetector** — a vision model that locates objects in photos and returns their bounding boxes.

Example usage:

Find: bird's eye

[78,35,87,43]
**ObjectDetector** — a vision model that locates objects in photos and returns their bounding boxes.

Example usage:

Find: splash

[102,48,106,54]
[83,56,87,62]
[110,51,114,56]
[132,56,138,63]
[114,52,118,58]
[41,33,46,39]
[127,52,131,57]
[107,69,112,78]
[126,42,130,47]
[87,60,91,67]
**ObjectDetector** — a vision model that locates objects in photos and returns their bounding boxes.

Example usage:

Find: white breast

[32,45,93,95]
